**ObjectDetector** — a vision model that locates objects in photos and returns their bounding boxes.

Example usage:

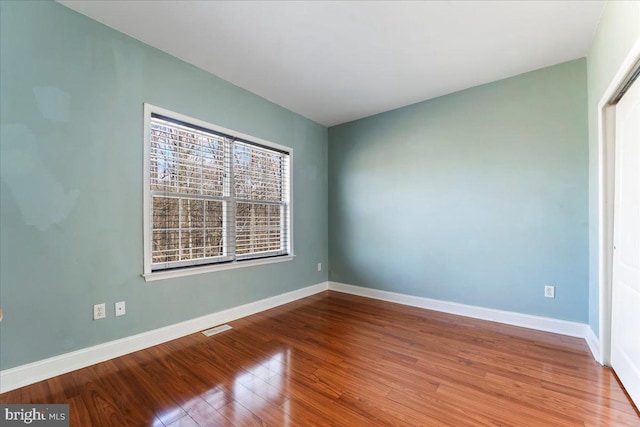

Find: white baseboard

[1,280,599,394]
[329,282,590,339]
[585,325,602,363]
[0,282,329,393]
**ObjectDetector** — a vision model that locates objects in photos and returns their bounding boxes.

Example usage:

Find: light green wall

[329,59,589,322]
[3,0,624,373]
[586,0,640,337]
[0,1,328,370]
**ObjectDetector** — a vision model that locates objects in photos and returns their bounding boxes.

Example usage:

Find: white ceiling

[59,1,604,127]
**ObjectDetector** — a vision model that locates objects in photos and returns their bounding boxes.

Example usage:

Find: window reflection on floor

[154,349,292,425]
[233,349,289,404]
[228,349,291,425]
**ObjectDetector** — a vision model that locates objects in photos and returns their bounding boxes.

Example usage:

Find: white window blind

[145,108,291,274]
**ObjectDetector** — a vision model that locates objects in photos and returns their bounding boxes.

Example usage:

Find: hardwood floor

[1,291,638,426]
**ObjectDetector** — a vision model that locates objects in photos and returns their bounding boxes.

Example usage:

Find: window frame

[142,104,294,282]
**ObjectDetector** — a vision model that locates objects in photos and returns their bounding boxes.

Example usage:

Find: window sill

[143,255,295,282]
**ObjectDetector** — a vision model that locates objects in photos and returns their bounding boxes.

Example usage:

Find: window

[143,104,292,279]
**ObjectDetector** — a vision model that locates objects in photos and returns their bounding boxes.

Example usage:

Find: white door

[611,74,640,409]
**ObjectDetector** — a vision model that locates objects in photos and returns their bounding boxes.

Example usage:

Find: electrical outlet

[544,286,555,299]
[93,303,106,320]
[317,263,322,272]
[115,301,126,317]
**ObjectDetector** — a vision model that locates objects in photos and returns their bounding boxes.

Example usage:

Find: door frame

[597,38,640,366]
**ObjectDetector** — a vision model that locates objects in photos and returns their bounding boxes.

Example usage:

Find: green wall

[329,59,589,322]
[0,1,328,370]
[2,0,618,373]
[586,1,640,337]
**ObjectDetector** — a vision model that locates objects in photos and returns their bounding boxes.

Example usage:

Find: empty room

[1,0,639,425]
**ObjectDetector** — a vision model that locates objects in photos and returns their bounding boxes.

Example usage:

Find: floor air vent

[201,324,232,337]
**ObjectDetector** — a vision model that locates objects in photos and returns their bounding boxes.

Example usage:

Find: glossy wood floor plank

[2,291,639,426]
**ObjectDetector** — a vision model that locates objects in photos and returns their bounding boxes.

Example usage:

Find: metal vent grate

[201,324,232,337]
